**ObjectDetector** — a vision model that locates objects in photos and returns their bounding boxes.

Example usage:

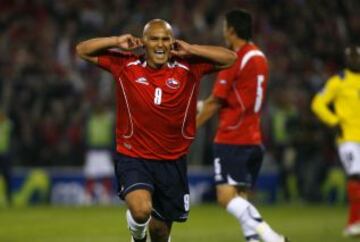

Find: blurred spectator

[0,108,13,205]
[266,87,298,201]
[83,102,114,205]
[291,91,329,202]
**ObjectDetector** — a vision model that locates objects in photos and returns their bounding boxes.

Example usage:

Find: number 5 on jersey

[254,75,265,113]
[154,87,162,105]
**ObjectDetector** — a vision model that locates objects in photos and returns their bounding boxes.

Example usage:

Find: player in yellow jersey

[311,45,360,237]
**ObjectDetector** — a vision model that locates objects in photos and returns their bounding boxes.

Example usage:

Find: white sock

[255,221,283,242]
[226,197,261,238]
[226,197,283,242]
[126,209,150,240]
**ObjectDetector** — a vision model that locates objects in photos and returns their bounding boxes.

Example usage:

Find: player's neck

[232,39,248,51]
[147,60,167,69]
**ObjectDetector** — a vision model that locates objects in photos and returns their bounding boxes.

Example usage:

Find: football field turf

[0,203,355,242]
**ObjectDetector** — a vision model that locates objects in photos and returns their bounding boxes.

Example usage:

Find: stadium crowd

[0,0,359,202]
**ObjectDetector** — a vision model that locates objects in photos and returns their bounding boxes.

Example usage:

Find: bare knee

[130,203,152,222]
[216,185,246,208]
[126,190,152,223]
[217,187,234,208]
[216,193,230,208]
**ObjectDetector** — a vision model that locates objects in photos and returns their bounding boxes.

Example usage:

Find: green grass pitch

[0,203,355,242]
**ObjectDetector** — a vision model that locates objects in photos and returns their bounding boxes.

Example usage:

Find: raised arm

[76,34,143,64]
[171,40,237,70]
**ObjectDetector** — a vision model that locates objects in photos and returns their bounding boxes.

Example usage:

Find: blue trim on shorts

[122,182,154,198]
[151,208,188,222]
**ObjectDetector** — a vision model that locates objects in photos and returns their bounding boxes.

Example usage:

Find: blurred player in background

[76,19,236,242]
[312,45,360,237]
[197,9,288,242]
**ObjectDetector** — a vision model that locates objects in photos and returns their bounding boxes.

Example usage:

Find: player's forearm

[196,96,221,128]
[189,45,237,69]
[76,37,118,60]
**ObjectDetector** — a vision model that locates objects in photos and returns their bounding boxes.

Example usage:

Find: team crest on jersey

[166,78,180,89]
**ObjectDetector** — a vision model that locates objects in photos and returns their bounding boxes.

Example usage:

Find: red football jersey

[212,43,268,145]
[98,51,214,160]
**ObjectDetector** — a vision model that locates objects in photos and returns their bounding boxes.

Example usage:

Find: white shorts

[338,142,360,176]
[84,150,114,178]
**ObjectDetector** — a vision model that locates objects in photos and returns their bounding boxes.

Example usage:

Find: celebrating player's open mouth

[145,48,170,67]
[153,49,168,62]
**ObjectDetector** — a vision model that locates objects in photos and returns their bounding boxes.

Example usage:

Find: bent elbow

[310,98,319,114]
[219,51,237,69]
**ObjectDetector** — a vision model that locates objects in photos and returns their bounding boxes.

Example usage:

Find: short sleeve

[212,66,237,99]
[97,50,131,73]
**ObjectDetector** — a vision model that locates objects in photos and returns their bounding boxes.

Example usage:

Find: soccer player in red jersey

[76,19,236,242]
[197,10,288,242]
